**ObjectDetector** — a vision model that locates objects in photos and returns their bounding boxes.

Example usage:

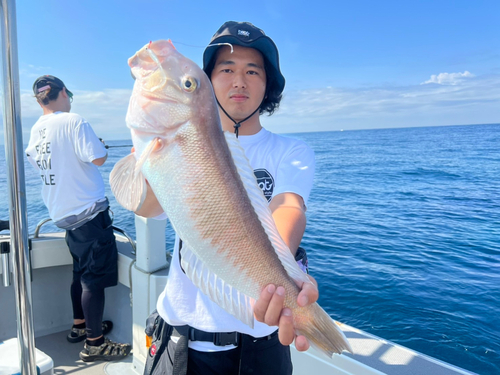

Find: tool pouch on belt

[143,310,172,375]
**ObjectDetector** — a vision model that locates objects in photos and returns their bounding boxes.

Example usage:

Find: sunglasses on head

[66,88,73,103]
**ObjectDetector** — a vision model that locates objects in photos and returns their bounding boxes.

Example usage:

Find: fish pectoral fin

[135,137,163,175]
[180,246,255,328]
[109,153,147,212]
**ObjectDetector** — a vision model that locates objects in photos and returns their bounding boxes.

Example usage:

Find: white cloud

[421,71,474,85]
[263,73,500,133]
[16,88,133,141]
[2,73,499,144]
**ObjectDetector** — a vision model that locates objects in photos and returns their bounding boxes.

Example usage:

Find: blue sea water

[1,123,499,374]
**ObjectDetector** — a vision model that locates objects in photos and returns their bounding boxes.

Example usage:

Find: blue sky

[4,0,500,142]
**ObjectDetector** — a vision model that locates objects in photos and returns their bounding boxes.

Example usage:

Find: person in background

[137,21,317,375]
[25,75,131,362]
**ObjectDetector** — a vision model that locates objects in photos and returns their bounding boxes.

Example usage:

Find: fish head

[127,40,218,149]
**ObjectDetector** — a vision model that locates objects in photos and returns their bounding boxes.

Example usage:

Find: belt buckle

[214,332,238,346]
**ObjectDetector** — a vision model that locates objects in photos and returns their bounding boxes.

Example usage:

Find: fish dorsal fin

[109,153,147,212]
[181,246,255,328]
[223,132,311,286]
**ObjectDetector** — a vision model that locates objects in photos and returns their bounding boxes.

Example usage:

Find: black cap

[32,75,73,97]
[203,21,285,95]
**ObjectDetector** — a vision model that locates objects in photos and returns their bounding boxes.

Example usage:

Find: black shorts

[164,332,292,375]
[65,209,118,290]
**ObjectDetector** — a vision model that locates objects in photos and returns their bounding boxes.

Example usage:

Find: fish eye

[182,76,197,92]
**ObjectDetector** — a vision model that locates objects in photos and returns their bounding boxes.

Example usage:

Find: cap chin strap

[215,97,263,138]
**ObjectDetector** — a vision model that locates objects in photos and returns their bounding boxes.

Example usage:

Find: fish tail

[296,303,353,357]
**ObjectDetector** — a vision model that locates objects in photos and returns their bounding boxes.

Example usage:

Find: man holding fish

[111,20,351,375]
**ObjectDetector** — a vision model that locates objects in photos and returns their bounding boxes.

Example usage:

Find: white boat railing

[0,0,38,373]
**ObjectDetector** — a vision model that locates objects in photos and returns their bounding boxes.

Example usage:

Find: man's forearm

[270,193,307,256]
[92,154,108,166]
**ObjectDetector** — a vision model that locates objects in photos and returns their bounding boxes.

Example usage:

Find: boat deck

[31,323,477,375]
[2,230,478,375]
[338,324,477,375]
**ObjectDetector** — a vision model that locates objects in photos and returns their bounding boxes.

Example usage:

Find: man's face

[210,45,266,123]
[61,87,72,112]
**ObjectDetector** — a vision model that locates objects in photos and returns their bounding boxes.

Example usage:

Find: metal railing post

[0,0,37,374]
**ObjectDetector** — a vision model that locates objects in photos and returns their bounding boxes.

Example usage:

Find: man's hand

[92,138,108,166]
[130,147,165,218]
[254,275,319,351]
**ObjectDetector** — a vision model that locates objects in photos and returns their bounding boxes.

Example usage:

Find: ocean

[1,123,499,374]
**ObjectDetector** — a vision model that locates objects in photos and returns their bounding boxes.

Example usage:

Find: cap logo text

[238,30,250,37]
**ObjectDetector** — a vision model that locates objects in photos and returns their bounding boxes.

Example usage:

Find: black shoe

[79,338,131,362]
[66,320,113,343]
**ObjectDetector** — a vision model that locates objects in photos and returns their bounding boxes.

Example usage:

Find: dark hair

[35,87,62,106]
[204,52,282,116]
[260,55,282,116]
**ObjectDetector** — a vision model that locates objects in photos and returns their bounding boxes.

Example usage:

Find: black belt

[173,325,277,347]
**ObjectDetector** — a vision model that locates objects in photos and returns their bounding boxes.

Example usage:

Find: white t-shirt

[25,112,107,222]
[157,128,315,351]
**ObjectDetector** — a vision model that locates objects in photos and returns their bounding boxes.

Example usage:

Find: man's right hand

[254,276,319,351]
[135,180,164,217]
[131,147,164,218]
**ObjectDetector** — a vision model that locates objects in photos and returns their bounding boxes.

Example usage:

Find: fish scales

[144,122,294,302]
[110,40,352,357]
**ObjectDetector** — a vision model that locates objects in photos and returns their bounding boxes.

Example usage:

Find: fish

[110,40,352,357]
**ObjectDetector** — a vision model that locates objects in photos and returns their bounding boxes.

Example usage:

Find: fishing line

[169,41,205,49]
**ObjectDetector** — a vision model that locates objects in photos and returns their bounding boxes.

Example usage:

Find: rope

[215,98,262,138]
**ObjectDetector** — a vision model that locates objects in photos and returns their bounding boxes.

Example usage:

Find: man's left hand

[253,275,319,351]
